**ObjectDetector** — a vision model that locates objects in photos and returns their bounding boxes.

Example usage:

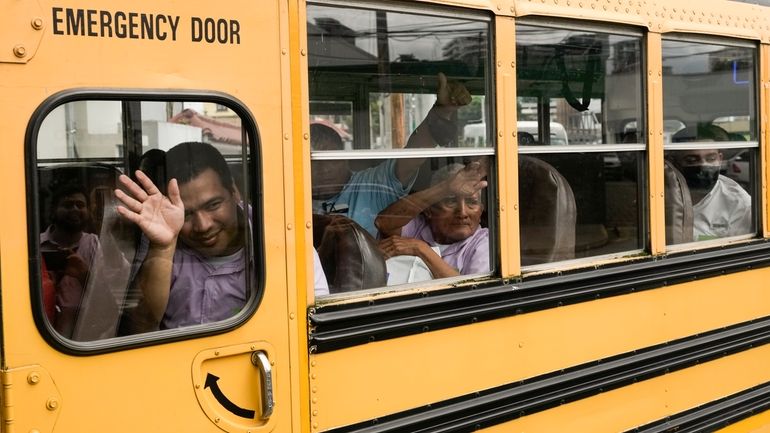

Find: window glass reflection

[35,99,254,341]
[663,39,757,245]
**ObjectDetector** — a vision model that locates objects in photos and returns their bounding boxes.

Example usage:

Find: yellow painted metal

[480,344,770,432]
[646,33,665,255]
[0,0,45,64]
[0,0,296,431]
[717,409,770,433]
[309,268,770,429]
[495,16,520,278]
[190,342,277,433]
[762,44,770,238]
[1,366,61,433]
[511,0,770,44]
[284,1,311,432]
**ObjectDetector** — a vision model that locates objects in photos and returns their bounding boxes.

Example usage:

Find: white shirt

[693,175,752,241]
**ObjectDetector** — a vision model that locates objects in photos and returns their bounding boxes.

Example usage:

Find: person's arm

[114,171,184,323]
[375,161,487,237]
[378,235,460,279]
[394,73,472,185]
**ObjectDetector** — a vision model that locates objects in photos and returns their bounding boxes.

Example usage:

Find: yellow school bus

[2,0,770,432]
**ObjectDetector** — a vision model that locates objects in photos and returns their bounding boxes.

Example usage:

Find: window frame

[514,18,649,271]
[26,89,265,355]
[307,0,499,302]
[660,34,761,250]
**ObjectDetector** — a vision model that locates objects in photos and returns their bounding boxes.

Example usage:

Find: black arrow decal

[204,373,256,419]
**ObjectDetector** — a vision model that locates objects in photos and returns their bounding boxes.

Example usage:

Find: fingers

[449,82,472,106]
[115,204,143,225]
[113,188,144,214]
[117,174,150,203]
[134,170,161,196]
[437,72,447,90]
[167,178,183,208]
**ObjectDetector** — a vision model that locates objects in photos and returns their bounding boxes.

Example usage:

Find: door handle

[251,351,274,420]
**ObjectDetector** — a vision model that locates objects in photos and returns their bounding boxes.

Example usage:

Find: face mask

[681,164,720,191]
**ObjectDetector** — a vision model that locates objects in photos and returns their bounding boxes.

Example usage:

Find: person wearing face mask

[669,125,751,241]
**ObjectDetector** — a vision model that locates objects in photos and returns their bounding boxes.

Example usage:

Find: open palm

[115,171,185,248]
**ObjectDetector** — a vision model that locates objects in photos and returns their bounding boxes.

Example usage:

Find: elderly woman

[374,162,489,280]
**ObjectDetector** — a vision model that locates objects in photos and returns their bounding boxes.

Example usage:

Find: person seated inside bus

[116,142,327,331]
[374,162,489,284]
[668,124,751,241]
[39,183,100,337]
[311,73,471,237]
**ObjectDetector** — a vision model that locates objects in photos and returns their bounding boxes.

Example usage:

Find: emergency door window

[33,98,258,343]
[662,38,757,245]
[516,22,646,267]
[308,2,494,297]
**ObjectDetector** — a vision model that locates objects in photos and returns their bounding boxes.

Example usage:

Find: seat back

[519,155,577,266]
[313,214,387,293]
[664,159,693,244]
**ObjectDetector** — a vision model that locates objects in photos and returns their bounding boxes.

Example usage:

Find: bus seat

[313,213,387,293]
[519,155,577,266]
[664,159,693,244]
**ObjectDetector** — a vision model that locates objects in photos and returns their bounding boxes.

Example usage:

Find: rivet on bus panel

[301,49,307,56]
[306,221,312,229]
[13,45,26,58]
[46,398,59,411]
[304,133,309,139]
[287,224,293,230]
[31,18,44,30]
[290,312,296,319]
[27,372,40,384]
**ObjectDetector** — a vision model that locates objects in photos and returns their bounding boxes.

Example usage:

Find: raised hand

[447,160,488,197]
[436,72,472,109]
[115,171,185,249]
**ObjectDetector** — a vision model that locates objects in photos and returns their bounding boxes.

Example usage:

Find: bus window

[307,2,493,296]
[33,96,259,343]
[516,22,645,267]
[662,38,757,245]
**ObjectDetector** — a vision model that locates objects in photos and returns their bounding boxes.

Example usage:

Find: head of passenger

[310,123,352,200]
[424,163,485,244]
[166,142,242,258]
[138,148,167,195]
[50,184,90,234]
[670,124,728,192]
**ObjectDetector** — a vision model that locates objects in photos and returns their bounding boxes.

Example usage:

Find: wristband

[426,107,457,147]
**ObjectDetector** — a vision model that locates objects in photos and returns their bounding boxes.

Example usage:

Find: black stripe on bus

[322,316,770,433]
[626,381,770,433]
[310,240,770,353]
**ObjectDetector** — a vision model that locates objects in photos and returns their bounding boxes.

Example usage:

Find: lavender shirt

[161,244,248,329]
[401,215,490,275]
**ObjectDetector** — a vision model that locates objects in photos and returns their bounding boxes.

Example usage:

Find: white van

[463,121,569,146]
[516,120,569,145]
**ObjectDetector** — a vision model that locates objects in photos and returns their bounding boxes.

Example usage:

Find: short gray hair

[430,163,465,186]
